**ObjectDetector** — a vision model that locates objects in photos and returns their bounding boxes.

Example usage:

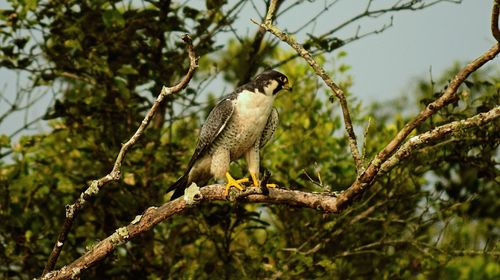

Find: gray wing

[259,107,279,148]
[186,98,234,170]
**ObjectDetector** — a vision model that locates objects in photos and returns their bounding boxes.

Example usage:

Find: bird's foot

[250,173,278,189]
[224,172,249,196]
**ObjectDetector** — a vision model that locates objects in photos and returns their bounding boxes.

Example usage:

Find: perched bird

[168,70,291,199]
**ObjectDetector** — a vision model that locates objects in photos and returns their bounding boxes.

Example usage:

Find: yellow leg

[250,172,278,188]
[250,173,259,187]
[224,172,249,195]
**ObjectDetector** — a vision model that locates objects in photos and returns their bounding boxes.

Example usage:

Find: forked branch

[336,44,499,211]
[257,0,500,211]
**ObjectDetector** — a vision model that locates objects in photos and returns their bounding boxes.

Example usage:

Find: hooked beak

[283,80,293,91]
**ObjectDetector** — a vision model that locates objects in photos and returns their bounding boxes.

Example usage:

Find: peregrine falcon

[168,70,291,199]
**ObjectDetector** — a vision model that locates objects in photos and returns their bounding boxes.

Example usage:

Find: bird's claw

[224,172,249,196]
[251,173,278,189]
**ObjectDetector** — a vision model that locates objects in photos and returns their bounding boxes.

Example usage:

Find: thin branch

[361,117,372,165]
[289,0,339,34]
[41,35,198,276]
[237,0,282,85]
[492,0,500,42]
[379,106,500,175]
[254,1,363,172]
[319,0,461,40]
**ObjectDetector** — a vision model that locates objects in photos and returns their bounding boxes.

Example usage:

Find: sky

[339,0,496,101]
[0,0,498,137]
[258,0,496,101]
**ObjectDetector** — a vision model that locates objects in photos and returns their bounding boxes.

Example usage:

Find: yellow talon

[250,172,278,188]
[250,173,259,187]
[224,172,249,195]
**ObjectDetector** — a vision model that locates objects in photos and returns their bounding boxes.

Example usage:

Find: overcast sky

[339,0,496,101]
[0,0,497,136]
[251,0,496,101]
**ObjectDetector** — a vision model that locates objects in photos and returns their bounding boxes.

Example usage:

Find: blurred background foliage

[0,0,498,279]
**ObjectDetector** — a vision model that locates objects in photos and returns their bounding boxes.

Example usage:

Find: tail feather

[167,174,189,200]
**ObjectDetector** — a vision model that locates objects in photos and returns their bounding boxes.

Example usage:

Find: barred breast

[208,90,275,160]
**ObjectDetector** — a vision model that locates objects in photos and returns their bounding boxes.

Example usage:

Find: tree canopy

[0,0,499,279]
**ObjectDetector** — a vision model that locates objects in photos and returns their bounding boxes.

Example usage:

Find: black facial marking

[235,70,289,95]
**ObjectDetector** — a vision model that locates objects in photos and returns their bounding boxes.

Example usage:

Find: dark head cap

[250,70,292,95]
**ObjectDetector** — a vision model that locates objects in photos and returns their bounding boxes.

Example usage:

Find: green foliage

[0,0,498,279]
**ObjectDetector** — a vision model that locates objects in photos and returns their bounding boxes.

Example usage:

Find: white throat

[263,80,279,96]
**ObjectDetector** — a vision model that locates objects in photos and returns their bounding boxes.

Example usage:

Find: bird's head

[252,70,292,96]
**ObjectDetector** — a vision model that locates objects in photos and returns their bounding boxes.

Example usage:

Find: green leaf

[102,9,125,29]
[63,39,81,50]
[117,64,138,75]
[0,134,10,147]
[24,0,38,11]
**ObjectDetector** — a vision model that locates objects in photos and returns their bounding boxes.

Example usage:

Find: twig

[41,35,198,276]
[361,117,372,164]
[237,0,282,85]
[492,0,500,42]
[40,185,339,280]
[319,0,460,40]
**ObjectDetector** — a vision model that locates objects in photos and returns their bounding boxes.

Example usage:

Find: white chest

[217,90,275,158]
[234,90,275,129]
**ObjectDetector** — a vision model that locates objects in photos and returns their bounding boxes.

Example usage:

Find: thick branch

[379,106,500,175]
[40,185,339,280]
[42,35,198,275]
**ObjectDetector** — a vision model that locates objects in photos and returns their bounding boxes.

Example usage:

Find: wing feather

[186,98,234,170]
[259,107,279,148]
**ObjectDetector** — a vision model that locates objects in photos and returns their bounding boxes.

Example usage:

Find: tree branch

[40,185,339,280]
[38,97,499,280]
[39,103,499,279]
[237,0,282,86]
[258,0,500,213]
[41,35,198,276]
[492,0,500,42]
[379,106,500,175]
[336,42,500,211]
[253,0,363,172]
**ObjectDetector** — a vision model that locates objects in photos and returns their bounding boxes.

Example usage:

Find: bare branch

[319,0,461,40]
[336,42,500,211]
[40,185,339,280]
[254,1,363,172]
[39,105,499,279]
[237,0,283,85]
[41,35,198,276]
[492,0,500,42]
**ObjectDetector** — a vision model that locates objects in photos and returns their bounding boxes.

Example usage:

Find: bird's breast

[214,90,275,159]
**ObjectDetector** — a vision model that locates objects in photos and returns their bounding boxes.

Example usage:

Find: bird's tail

[167,173,189,200]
